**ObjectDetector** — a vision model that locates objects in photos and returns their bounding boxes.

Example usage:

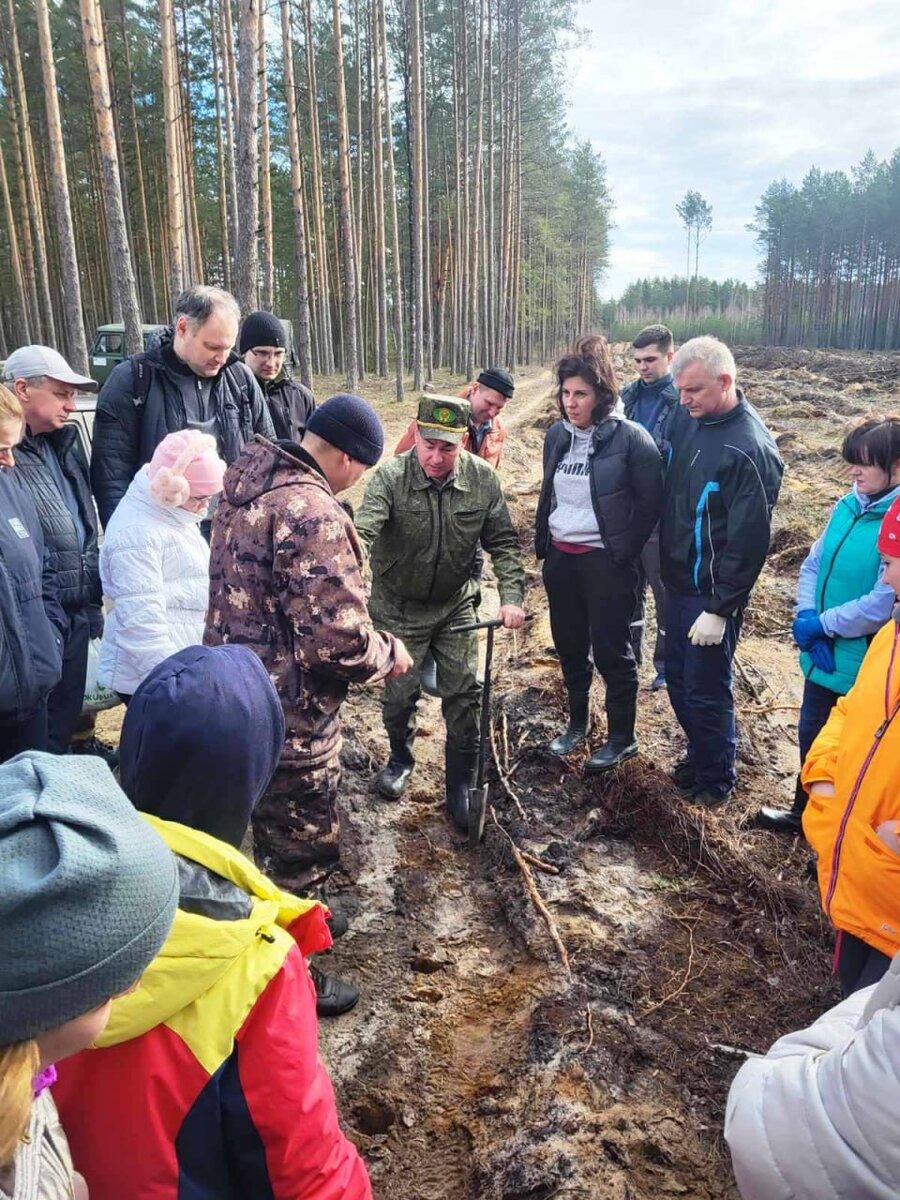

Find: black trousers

[836,930,891,998]
[47,609,90,754]
[0,702,48,764]
[543,545,638,719]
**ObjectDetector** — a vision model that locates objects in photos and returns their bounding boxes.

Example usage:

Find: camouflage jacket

[355,449,525,608]
[205,437,398,767]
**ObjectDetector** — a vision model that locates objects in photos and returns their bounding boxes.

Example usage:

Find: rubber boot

[375,739,415,800]
[445,745,479,833]
[753,775,807,834]
[420,650,439,698]
[585,698,638,774]
[548,690,590,756]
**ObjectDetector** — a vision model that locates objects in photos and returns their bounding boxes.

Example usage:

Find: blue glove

[793,608,824,649]
[807,637,836,674]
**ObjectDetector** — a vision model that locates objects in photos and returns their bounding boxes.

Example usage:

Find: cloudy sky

[567,0,900,299]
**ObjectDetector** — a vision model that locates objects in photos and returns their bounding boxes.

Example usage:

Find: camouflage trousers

[370,583,480,757]
[252,758,342,891]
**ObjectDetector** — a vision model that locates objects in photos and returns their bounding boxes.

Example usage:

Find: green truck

[89,323,165,385]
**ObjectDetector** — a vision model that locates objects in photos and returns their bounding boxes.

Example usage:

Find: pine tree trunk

[465,0,486,379]
[419,0,433,380]
[0,146,30,344]
[210,0,232,289]
[35,0,89,372]
[235,0,260,314]
[370,0,388,376]
[303,0,335,373]
[2,0,55,343]
[219,0,240,283]
[279,0,313,386]
[376,0,404,399]
[160,0,186,300]
[407,0,424,389]
[117,0,158,318]
[179,0,204,283]
[80,0,144,353]
[331,0,359,387]
[258,3,275,311]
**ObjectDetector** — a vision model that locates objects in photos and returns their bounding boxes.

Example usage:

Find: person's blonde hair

[0,1040,40,1166]
[0,382,23,427]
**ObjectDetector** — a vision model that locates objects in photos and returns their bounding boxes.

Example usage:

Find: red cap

[878,495,900,557]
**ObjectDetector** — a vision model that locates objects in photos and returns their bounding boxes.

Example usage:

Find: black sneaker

[325,910,350,940]
[650,672,667,692]
[671,759,696,790]
[689,788,730,809]
[309,964,360,1017]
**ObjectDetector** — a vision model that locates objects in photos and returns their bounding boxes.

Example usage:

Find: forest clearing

[91,344,900,1197]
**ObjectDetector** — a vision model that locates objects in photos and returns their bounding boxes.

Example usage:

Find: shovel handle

[449,615,531,634]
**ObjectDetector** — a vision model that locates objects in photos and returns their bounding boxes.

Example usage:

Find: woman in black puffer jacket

[535,334,663,772]
[0,385,64,762]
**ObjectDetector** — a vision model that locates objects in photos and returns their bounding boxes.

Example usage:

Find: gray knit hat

[0,753,179,1045]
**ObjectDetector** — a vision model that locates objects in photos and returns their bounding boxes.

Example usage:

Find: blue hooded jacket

[119,644,285,848]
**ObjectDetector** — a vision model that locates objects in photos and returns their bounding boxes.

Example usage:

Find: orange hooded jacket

[394,383,507,467]
[802,614,900,957]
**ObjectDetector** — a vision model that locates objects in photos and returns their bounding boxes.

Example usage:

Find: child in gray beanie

[0,752,178,1200]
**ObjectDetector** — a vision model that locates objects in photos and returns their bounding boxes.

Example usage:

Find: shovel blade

[468,784,488,846]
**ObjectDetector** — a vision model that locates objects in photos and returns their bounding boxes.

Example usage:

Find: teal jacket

[355,450,525,608]
[800,490,897,693]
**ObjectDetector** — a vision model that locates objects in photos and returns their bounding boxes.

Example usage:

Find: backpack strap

[130,353,152,407]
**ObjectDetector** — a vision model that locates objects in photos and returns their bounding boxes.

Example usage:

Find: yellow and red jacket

[394,383,507,468]
[803,615,900,957]
[54,816,371,1200]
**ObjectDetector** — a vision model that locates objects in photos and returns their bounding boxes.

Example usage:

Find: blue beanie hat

[0,753,178,1045]
[305,393,384,466]
[119,644,286,848]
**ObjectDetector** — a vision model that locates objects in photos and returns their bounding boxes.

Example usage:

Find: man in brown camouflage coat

[204,395,412,895]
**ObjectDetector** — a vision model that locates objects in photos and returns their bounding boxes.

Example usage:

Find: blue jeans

[665,591,743,798]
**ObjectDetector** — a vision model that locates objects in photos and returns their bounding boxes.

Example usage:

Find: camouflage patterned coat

[205,437,398,769]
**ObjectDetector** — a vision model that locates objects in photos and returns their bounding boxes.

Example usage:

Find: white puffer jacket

[725,952,900,1199]
[98,469,210,694]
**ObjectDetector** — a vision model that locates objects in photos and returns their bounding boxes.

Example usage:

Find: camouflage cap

[415,395,471,443]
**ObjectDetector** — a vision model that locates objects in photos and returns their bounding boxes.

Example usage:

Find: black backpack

[130,353,153,406]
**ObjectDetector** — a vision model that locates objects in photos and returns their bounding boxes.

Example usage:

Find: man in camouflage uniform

[205,394,412,889]
[355,396,526,831]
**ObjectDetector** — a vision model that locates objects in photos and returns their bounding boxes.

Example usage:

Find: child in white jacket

[98,430,226,700]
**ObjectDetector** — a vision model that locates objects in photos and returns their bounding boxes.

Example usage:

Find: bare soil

[98,348,900,1199]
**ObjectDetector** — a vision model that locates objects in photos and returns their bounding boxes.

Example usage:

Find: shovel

[449,616,502,846]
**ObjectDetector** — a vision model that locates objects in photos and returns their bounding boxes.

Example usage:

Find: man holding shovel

[355,396,526,831]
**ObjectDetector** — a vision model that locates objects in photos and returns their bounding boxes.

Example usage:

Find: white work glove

[688,611,727,646]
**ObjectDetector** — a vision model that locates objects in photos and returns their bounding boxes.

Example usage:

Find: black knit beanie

[306,393,384,466]
[477,366,515,398]
[239,310,286,354]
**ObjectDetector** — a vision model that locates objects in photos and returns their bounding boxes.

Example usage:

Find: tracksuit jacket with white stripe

[660,391,783,616]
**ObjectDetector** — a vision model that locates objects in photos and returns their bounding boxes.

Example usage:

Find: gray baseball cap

[3,345,98,393]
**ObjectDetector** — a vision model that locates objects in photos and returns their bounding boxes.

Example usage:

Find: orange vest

[802,617,900,957]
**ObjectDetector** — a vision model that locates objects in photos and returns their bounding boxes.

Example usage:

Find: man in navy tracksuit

[621,324,682,690]
[660,337,782,806]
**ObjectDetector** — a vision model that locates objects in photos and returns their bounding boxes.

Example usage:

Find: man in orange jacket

[803,492,900,996]
[394,367,514,466]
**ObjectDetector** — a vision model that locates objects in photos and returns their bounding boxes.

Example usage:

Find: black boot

[753,776,807,834]
[375,740,415,800]
[548,691,590,756]
[309,963,359,1017]
[585,699,638,774]
[445,746,479,833]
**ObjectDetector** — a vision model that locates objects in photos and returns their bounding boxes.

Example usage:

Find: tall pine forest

[0,0,613,391]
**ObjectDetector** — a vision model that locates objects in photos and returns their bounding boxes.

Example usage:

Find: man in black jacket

[660,337,783,806]
[621,324,682,691]
[239,310,315,441]
[90,286,275,527]
[3,346,103,753]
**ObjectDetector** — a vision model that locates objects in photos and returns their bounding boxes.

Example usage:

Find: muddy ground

[100,346,900,1198]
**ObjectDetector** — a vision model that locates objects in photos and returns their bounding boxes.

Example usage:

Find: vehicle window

[102,333,124,354]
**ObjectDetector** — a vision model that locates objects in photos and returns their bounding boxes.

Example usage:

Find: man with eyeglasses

[240,311,315,443]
